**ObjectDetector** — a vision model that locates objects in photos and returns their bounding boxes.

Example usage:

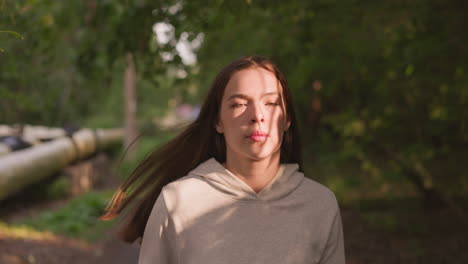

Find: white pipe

[0,128,123,200]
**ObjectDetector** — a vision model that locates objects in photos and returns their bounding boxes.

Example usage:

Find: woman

[102,56,345,264]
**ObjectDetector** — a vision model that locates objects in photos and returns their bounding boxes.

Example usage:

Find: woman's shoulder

[296,176,340,207]
[162,173,206,195]
[158,173,224,218]
[159,173,214,207]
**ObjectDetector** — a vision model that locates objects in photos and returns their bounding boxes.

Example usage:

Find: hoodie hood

[190,158,304,201]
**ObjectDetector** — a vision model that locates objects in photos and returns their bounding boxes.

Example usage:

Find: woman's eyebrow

[262,92,280,97]
[227,94,250,101]
[227,92,279,101]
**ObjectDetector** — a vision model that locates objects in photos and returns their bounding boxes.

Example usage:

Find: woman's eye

[231,103,246,108]
[266,102,279,106]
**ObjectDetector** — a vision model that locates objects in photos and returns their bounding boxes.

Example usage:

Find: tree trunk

[124,53,137,161]
[85,0,97,26]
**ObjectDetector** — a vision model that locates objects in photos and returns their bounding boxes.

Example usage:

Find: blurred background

[1,0,467,263]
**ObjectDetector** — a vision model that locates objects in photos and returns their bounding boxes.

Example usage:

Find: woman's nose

[250,104,265,123]
[251,117,265,123]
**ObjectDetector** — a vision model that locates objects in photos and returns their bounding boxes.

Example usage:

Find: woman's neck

[223,152,281,193]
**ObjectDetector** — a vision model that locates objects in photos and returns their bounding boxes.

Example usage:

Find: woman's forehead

[224,68,281,96]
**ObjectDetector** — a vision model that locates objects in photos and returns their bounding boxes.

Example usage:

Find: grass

[0,221,58,241]
[14,190,115,242]
[116,129,177,179]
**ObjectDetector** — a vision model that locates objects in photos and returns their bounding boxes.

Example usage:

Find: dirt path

[2,205,467,264]
[94,236,139,264]
[1,153,466,263]
[0,195,139,264]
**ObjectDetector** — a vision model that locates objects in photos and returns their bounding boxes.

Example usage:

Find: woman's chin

[227,144,281,162]
[243,149,280,161]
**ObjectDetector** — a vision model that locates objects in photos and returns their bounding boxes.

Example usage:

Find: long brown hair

[101,55,303,243]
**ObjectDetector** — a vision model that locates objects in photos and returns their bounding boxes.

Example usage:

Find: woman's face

[216,67,290,162]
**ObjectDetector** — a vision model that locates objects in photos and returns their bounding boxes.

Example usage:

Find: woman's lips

[249,131,268,142]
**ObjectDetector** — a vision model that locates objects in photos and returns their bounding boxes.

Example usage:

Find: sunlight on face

[216,67,290,162]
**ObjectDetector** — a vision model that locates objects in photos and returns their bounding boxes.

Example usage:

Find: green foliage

[18,191,115,241]
[180,0,468,198]
[0,30,24,40]
[1,0,467,200]
[357,197,431,237]
[117,130,177,179]
[0,0,171,126]
[0,30,24,52]
[45,176,70,200]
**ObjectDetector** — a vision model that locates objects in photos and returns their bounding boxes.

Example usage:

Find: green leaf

[0,30,24,40]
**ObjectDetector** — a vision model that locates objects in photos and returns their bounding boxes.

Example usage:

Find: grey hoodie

[139,158,345,264]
